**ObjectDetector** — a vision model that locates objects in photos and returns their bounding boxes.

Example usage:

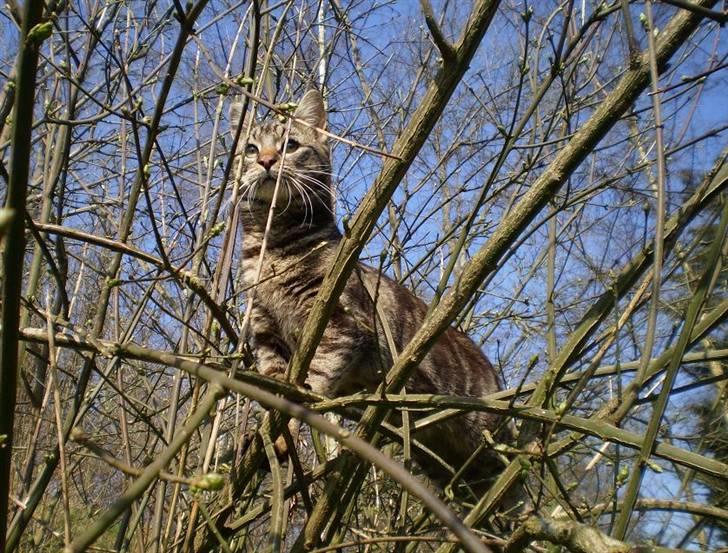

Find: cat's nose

[257,151,279,171]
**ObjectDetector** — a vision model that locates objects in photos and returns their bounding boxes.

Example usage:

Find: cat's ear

[229,99,250,138]
[294,89,326,131]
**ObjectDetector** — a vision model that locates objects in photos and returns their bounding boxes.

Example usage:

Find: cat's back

[354,265,501,397]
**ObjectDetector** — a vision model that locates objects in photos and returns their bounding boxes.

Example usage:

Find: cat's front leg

[246,304,301,460]
[248,304,290,379]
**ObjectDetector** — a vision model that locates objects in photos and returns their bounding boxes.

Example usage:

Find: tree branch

[0,1,45,549]
[420,0,456,62]
[659,0,727,25]
[504,516,673,553]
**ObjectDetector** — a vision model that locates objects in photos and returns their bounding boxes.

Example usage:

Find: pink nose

[258,152,278,171]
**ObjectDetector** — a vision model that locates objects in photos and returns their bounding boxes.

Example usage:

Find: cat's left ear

[294,89,326,133]
[229,98,250,137]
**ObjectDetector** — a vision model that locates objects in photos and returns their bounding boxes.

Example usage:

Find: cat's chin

[248,178,291,204]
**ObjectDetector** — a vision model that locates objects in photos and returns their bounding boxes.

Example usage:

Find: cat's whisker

[288,176,316,225]
[280,171,303,212]
[292,173,336,204]
[278,180,295,215]
[299,168,337,180]
[286,175,315,222]
[293,173,331,192]
[290,167,328,183]
[250,182,263,213]
[298,165,334,174]
[292,180,312,224]
[288,175,335,220]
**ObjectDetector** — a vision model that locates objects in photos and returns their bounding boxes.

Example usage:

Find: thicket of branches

[1,0,727,552]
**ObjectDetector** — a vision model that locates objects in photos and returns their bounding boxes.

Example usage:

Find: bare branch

[420,0,456,62]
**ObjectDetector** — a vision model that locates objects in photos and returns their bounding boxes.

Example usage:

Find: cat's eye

[283,139,299,153]
[244,144,258,156]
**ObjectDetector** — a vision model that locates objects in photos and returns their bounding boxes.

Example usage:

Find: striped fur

[234,91,510,493]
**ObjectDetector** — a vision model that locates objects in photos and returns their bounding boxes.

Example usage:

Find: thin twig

[612,0,672,537]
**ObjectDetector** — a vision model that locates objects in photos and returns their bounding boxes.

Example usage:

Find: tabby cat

[232,90,510,491]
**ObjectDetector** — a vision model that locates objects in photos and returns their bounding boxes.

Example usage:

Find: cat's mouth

[242,173,291,204]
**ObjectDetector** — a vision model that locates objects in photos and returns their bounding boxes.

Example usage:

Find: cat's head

[231,90,332,222]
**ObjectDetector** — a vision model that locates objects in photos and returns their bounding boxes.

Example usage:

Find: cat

[232,89,512,494]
